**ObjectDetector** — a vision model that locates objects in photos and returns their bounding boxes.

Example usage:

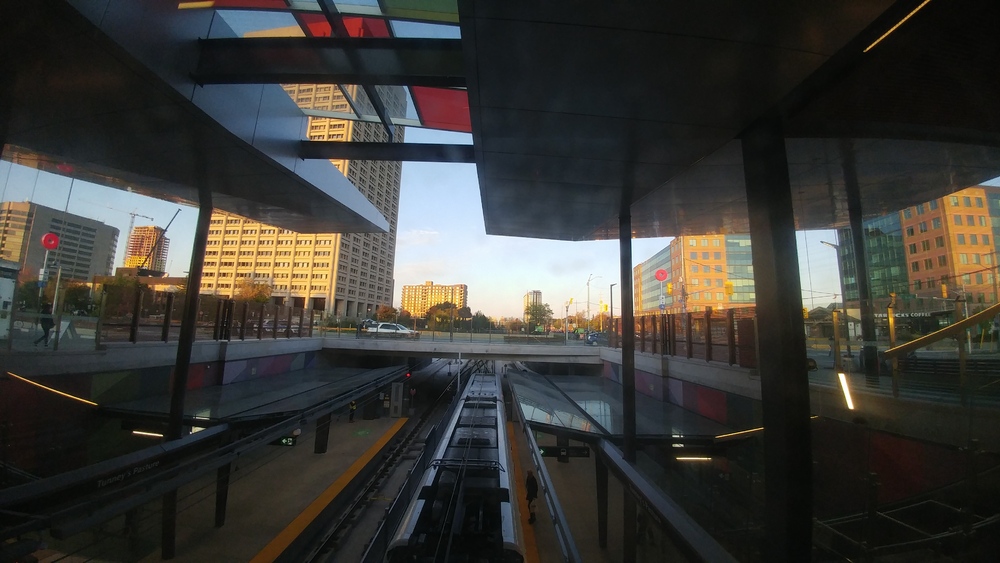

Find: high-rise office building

[839,185,1000,314]
[123,225,169,272]
[523,290,541,316]
[198,84,405,317]
[0,201,118,283]
[634,234,754,314]
[400,281,468,317]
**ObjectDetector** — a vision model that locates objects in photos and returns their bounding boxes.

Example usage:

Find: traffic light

[802,307,809,319]
[724,281,734,296]
[941,283,948,298]
[666,282,673,295]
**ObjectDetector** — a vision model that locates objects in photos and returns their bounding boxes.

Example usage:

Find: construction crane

[81,200,155,264]
[124,211,155,246]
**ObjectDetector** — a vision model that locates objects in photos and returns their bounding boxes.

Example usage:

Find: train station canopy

[3,0,1000,240]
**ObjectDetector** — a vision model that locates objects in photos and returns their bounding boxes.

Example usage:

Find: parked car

[369,322,419,338]
[586,331,610,346]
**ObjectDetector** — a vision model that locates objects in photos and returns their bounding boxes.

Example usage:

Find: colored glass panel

[342,17,391,38]
[390,20,461,39]
[411,86,470,132]
[296,13,331,37]
[382,0,459,23]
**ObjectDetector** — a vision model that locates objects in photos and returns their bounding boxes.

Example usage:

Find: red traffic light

[405,372,411,378]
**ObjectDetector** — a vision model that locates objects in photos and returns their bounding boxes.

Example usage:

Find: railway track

[303,359,490,563]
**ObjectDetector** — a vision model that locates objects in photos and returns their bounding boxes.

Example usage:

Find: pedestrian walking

[525,470,538,524]
[34,303,55,347]
[349,400,357,423]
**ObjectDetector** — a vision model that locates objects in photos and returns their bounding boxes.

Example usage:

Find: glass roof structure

[189,0,471,133]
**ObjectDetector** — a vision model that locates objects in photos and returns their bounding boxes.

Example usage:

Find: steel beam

[300,141,475,162]
[194,37,464,88]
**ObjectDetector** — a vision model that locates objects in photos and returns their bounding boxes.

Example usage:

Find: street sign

[539,446,590,458]
[654,269,668,281]
[38,281,47,288]
[41,232,60,250]
[660,304,666,311]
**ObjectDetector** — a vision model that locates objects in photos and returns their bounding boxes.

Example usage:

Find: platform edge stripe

[251,418,409,563]
[508,421,540,563]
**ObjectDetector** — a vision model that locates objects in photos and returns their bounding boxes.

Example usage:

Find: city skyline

[11,128,990,319]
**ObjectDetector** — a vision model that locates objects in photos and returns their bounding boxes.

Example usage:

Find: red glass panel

[342,17,390,38]
[411,86,471,132]
[297,13,331,37]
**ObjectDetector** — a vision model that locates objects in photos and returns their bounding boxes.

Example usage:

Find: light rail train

[386,372,524,562]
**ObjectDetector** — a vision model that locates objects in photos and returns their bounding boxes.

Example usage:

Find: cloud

[396,229,440,248]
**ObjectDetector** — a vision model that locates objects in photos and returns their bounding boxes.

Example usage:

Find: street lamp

[587,274,601,332]
[610,282,617,331]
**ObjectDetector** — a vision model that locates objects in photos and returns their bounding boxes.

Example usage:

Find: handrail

[883,301,1000,359]
[510,383,583,563]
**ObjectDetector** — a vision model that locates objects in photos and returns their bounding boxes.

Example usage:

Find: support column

[619,212,637,462]
[841,139,879,384]
[623,490,637,563]
[162,181,213,560]
[314,413,332,454]
[596,454,608,549]
[741,120,812,562]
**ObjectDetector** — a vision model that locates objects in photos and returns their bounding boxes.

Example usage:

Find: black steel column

[841,139,879,384]
[129,287,142,342]
[623,490,637,563]
[619,212,637,462]
[596,454,609,548]
[742,120,812,562]
[162,182,213,559]
[315,413,332,454]
[161,293,174,342]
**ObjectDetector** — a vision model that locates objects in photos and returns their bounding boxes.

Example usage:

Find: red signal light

[405,372,411,378]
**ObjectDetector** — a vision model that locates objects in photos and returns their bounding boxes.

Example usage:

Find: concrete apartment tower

[198,84,405,318]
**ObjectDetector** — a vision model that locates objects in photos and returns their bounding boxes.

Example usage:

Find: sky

[0,128,844,320]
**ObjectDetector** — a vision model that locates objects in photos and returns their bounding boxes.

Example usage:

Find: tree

[236,279,272,303]
[100,277,144,318]
[471,311,491,331]
[524,302,553,332]
[376,305,398,321]
[427,301,457,331]
[63,283,93,313]
[398,309,414,328]
[16,281,43,311]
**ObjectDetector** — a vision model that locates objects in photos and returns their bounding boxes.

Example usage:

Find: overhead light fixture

[132,430,164,438]
[838,372,855,410]
[864,0,933,53]
[716,426,764,440]
[5,371,97,406]
[676,457,712,462]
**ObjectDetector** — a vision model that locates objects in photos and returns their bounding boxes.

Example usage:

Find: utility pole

[587,274,600,332]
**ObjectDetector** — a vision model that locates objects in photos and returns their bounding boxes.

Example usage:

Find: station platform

[25,367,727,562]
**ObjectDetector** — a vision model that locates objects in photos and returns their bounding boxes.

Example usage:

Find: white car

[369,322,419,338]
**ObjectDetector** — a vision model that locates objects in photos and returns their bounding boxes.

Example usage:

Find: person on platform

[349,400,357,423]
[525,470,538,524]
[34,303,54,347]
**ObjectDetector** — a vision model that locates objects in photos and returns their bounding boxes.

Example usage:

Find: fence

[607,307,758,367]
[4,287,316,352]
